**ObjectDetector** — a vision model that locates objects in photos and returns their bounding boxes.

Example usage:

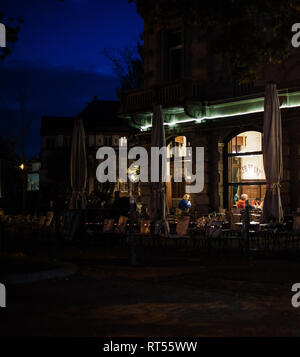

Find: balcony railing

[120,79,257,115]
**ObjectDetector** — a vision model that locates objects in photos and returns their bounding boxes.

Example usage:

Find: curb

[0,263,78,285]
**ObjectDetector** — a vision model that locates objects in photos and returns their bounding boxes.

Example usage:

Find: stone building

[119,3,300,215]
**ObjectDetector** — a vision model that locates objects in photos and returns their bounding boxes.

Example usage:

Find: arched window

[226,131,266,209]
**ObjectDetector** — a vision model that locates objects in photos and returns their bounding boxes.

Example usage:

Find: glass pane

[27,173,39,191]
[228,156,241,183]
[228,131,262,153]
[228,154,265,183]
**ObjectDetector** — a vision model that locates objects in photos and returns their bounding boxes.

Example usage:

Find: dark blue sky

[0,0,143,158]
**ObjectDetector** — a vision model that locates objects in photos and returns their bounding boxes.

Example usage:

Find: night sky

[0,0,142,158]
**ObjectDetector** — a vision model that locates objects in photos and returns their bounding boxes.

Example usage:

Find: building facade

[119,4,300,215]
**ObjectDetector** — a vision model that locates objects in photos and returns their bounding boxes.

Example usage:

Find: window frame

[224,131,266,209]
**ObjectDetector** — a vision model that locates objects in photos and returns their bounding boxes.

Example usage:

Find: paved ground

[0,244,300,337]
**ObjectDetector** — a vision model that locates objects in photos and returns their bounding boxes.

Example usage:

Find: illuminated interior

[227,131,266,209]
[166,136,190,208]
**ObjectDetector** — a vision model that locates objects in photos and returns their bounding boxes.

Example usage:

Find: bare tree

[102,35,144,94]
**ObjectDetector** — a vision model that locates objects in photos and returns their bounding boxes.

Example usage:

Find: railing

[158,82,183,105]
[121,82,184,113]
[126,89,153,109]
[120,79,257,114]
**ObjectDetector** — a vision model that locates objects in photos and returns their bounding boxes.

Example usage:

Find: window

[226,131,266,209]
[96,135,104,146]
[112,135,119,146]
[88,135,95,147]
[64,136,71,147]
[119,136,127,147]
[174,136,187,157]
[104,136,112,146]
[119,181,128,193]
[46,137,56,150]
[167,136,190,199]
[164,31,182,81]
[31,162,41,172]
[27,173,39,191]
[56,135,64,147]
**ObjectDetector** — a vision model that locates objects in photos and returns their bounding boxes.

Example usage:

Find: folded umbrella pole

[150,105,170,237]
[70,119,87,210]
[261,82,283,224]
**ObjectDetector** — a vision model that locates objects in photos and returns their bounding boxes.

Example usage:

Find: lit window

[175,136,187,157]
[27,173,39,191]
[227,131,266,209]
[119,136,127,147]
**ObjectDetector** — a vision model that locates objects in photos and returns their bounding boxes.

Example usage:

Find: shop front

[121,88,300,216]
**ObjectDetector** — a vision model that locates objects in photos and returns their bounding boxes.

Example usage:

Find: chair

[136,219,152,247]
[38,216,46,227]
[102,218,114,233]
[230,213,242,231]
[115,216,128,243]
[165,216,191,248]
[175,216,190,236]
[191,216,208,249]
[293,215,300,233]
[140,219,151,235]
[45,211,54,227]
[206,220,222,239]
[114,216,128,234]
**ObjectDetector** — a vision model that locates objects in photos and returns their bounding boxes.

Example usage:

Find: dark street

[1,246,300,337]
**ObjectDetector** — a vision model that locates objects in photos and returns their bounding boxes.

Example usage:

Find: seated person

[178,194,191,213]
[233,192,239,205]
[251,198,262,209]
[236,193,248,210]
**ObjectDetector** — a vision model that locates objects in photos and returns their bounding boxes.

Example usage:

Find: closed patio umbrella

[69,119,87,210]
[261,82,283,223]
[149,104,169,236]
